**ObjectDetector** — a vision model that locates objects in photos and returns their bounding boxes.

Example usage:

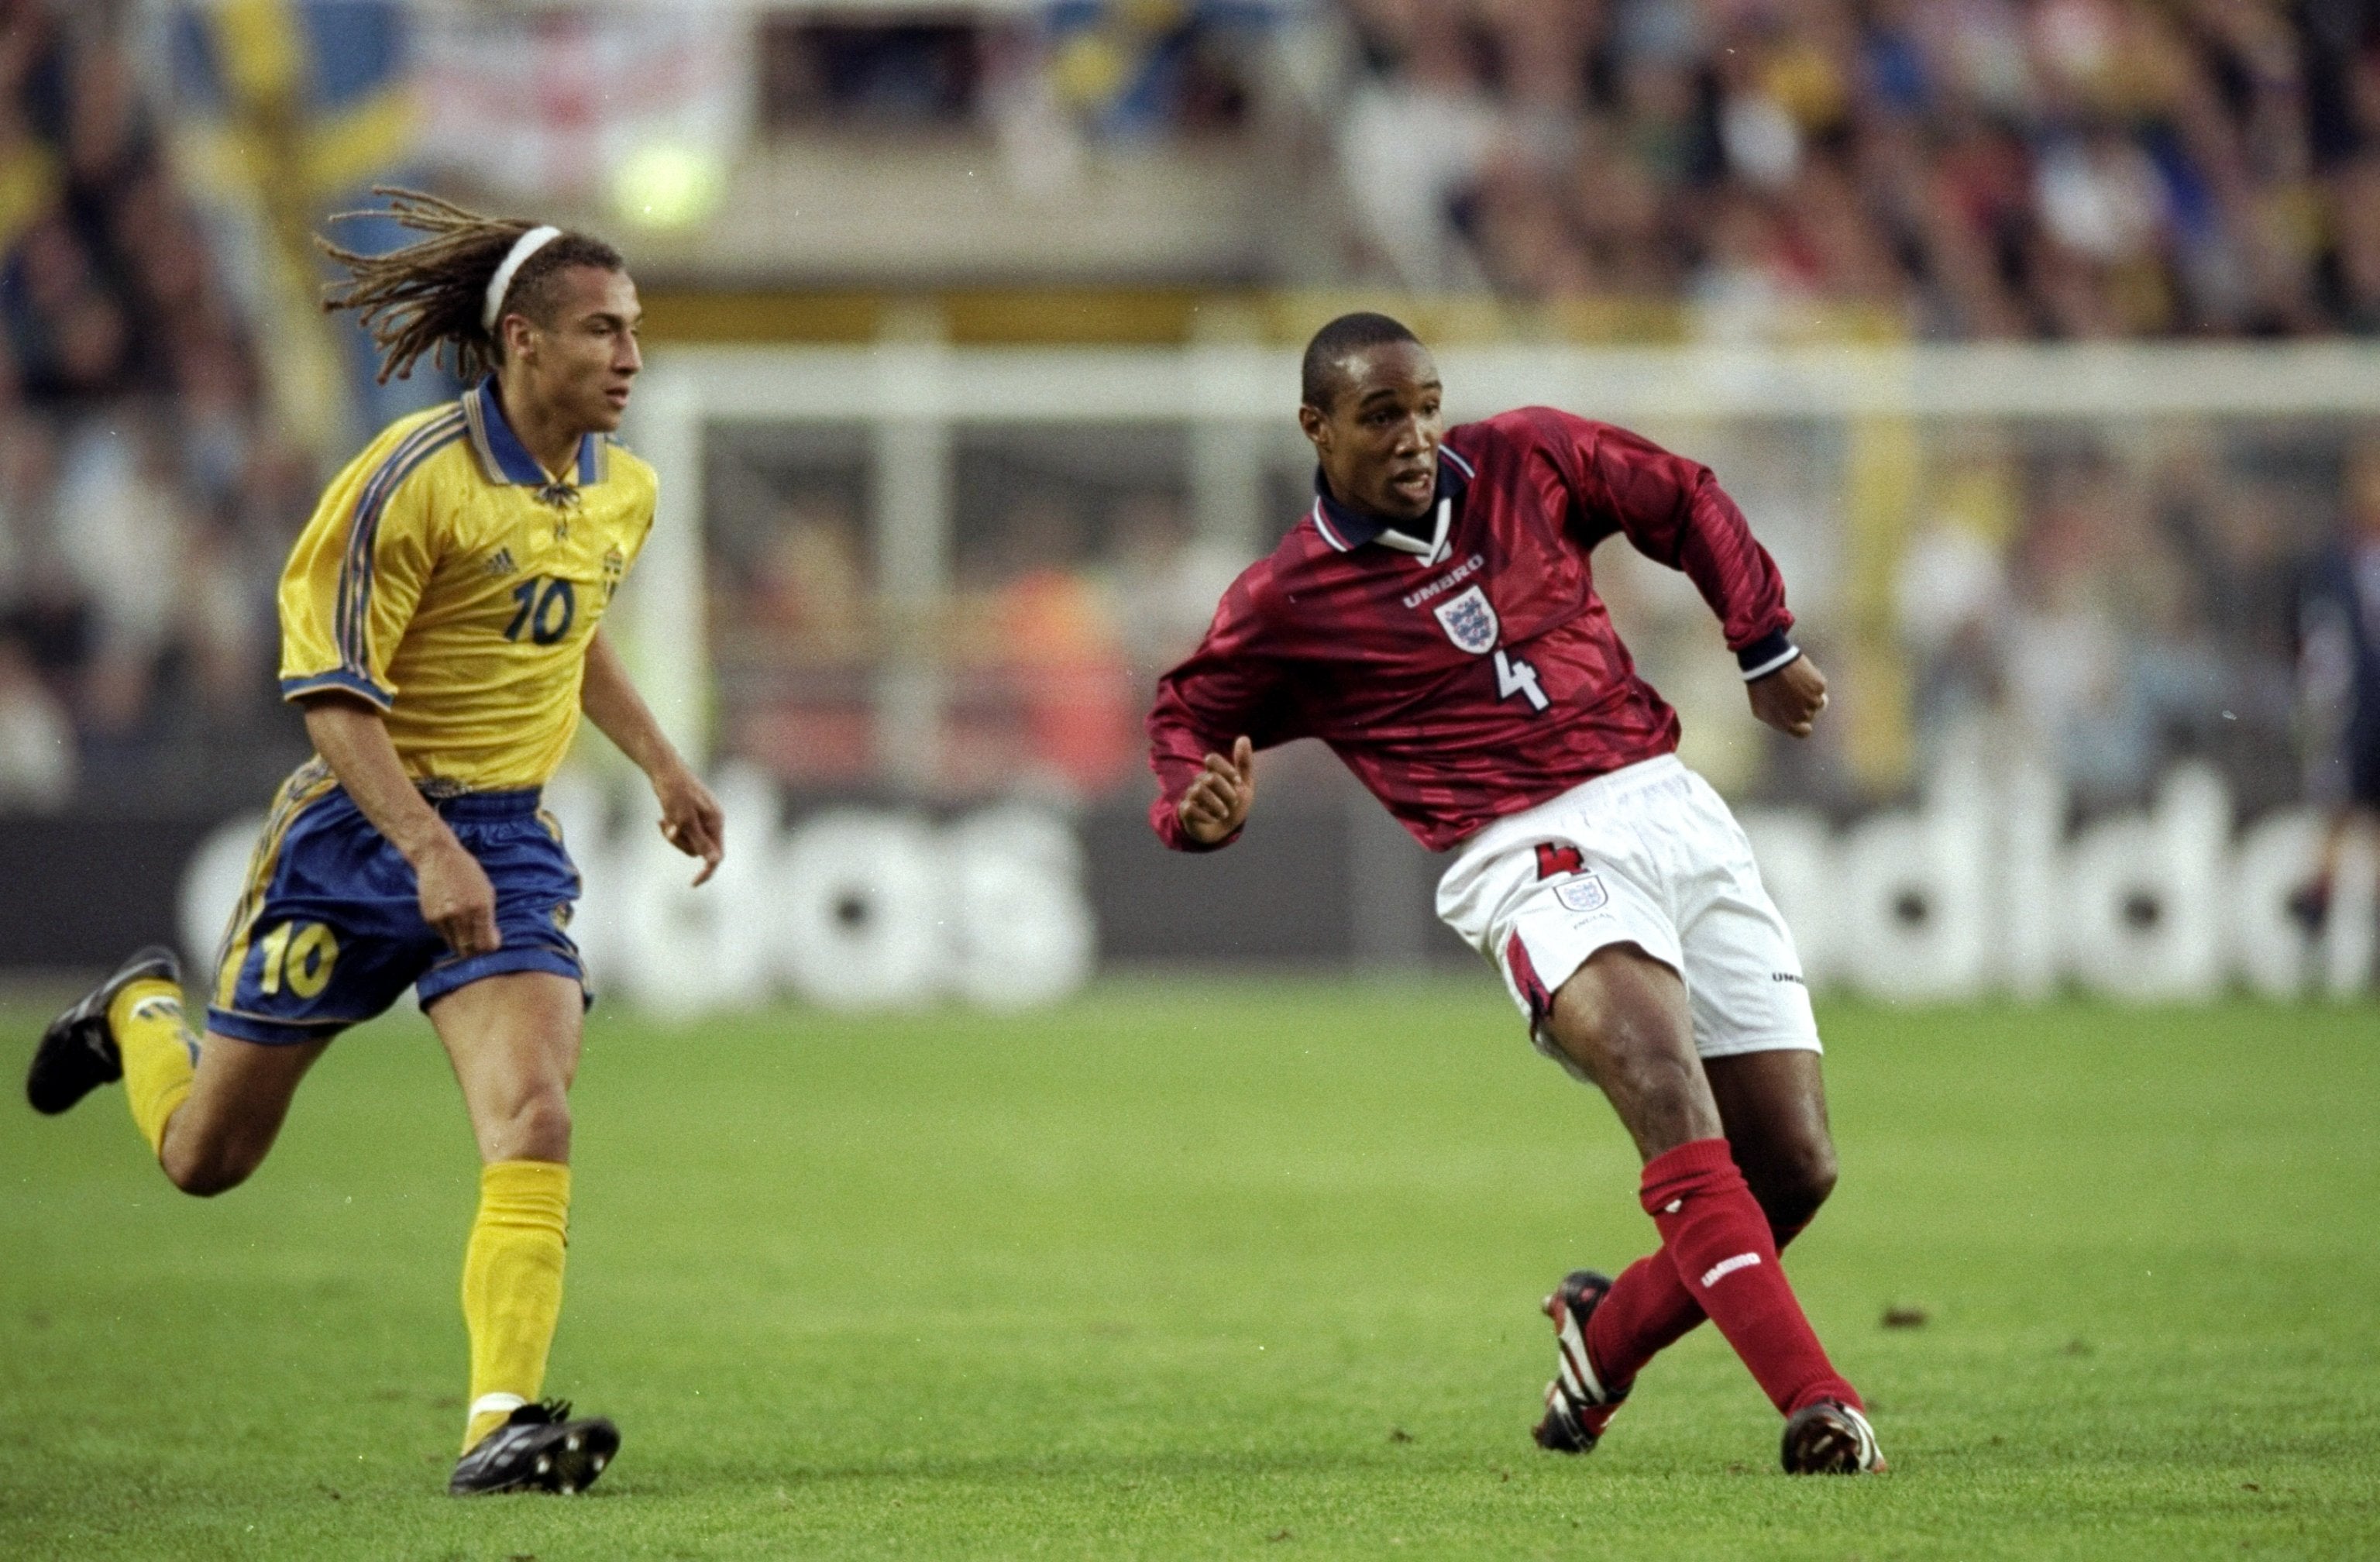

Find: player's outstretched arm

[1176,735,1257,846]
[302,694,503,955]
[1748,653,1828,738]
[580,628,724,885]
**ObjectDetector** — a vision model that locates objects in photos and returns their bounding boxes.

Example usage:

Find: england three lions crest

[1432,585,1499,655]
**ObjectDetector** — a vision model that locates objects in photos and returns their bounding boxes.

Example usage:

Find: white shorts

[1436,755,1820,1065]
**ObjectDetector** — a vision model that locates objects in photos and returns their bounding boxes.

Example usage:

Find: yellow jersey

[277,378,658,791]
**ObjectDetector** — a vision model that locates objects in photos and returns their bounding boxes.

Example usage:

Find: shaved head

[1296,318,1443,526]
[1302,311,1422,412]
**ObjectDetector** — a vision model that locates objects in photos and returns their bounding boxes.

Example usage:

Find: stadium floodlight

[613,141,729,230]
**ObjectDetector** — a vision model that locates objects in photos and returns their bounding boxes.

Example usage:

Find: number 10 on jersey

[504,577,577,645]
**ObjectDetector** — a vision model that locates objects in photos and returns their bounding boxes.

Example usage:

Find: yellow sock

[461,1159,571,1451]
[109,979,198,1160]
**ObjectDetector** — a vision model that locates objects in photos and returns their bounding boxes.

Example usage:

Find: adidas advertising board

[171,760,2367,1012]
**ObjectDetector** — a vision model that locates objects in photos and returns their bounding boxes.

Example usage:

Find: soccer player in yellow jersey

[24,191,723,1496]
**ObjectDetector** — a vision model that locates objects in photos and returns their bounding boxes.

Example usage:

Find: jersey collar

[1309,443,1473,566]
[463,377,604,490]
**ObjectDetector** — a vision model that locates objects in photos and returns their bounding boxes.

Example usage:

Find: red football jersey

[1146,407,1797,852]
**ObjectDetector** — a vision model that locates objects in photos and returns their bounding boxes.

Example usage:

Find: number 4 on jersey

[1494,649,1549,712]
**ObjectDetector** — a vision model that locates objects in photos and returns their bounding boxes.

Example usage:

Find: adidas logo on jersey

[484,548,518,579]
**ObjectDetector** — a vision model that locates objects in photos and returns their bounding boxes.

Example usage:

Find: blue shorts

[206,761,588,1046]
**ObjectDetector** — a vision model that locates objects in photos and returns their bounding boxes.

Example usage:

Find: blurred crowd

[1,5,311,812]
[1338,0,2380,339]
[5,0,2380,823]
[757,1,1276,139]
[700,415,2364,818]
[1886,425,2323,814]
[709,469,1244,800]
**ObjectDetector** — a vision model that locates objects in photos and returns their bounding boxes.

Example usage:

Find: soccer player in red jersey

[1146,313,1883,1475]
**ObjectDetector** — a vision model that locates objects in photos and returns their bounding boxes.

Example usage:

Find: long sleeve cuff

[1735,630,1800,682]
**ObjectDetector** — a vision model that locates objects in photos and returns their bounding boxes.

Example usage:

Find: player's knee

[1630,1049,1713,1130]
[1755,1139,1838,1230]
[1790,1152,1838,1223]
[1547,951,1718,1151]
[162,1141,259,1198]
[491,1085,572,1162]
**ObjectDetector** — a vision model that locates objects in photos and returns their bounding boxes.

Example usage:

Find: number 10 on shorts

[256,920,340,998]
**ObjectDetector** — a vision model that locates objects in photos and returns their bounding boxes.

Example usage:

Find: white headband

[481,225,562,332]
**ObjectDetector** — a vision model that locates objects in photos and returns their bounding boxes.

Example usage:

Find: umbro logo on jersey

[1401,552,1486,610]
[484,548,518,578]
[1433,585,1499,654]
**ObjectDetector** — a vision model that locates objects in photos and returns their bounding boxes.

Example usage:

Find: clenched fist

[1749,654,1828,738]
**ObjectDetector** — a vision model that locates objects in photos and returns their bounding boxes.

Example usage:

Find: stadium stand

[2,4,313,813]
[0,0,2373,854]
[1332,0,2380,339]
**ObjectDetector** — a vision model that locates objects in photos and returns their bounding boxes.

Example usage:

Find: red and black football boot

[1532,1268,1629,1453]
[1780,1398,1887,1474]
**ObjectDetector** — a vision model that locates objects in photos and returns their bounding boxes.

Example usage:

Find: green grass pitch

[4,977,2378,1559]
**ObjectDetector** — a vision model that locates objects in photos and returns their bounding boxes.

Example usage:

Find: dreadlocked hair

[318,187,624,384]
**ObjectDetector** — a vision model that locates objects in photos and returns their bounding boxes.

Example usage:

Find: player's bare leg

[427,971,616,1495]
[160,1033,333,1196]
[1542,945,1716,1158]
[26,944,329,1197]
[1706,1051,1837,1237]
[1542,1048,1842,1446]
[1535,944,1880,1472]
[431,971,582,1166]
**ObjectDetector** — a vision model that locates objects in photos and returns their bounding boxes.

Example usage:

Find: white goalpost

[598,335,2380,1006]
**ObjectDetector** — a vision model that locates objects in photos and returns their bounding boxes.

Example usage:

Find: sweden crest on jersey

[1434,585,1499,654]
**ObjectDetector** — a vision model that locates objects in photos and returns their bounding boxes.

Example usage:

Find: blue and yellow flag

[168,0,431,451]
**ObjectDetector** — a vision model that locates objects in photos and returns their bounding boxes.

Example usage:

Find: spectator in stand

[2297,437,2380,923]
[0,5,294,809]
[1333,0,2380,340]
[748,496,872,661]
[1999,452,2147,803]
[1103,494,1247,690]
[0,627,71,810]
[984,496,1136,798]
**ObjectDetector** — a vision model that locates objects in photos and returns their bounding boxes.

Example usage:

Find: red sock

[1586,1213,1811,1395]
[1634,1137,1859,1416]
[1582,1254,1701,1401]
